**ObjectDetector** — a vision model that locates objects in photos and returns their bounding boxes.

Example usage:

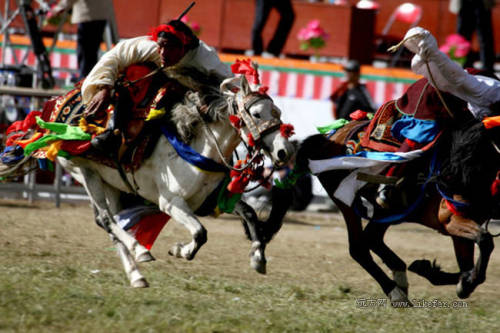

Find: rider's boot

[91,110,122,156]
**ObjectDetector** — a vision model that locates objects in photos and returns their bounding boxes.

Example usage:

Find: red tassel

[491,172,500,197]
[229,115,242,129]
[227,174,250,193]
[280,123,295,138]
[247,133,255,147]
[258,86,269,94]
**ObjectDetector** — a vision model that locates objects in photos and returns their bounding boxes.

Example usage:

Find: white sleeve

[190,41,232,79]
[404,27,500,119]
[80,36,161,104]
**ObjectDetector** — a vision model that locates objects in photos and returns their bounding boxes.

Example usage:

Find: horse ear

[240,75,252,95]
[220,77,240,96]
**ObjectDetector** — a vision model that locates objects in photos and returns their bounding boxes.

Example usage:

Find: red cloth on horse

[127,213,170,250]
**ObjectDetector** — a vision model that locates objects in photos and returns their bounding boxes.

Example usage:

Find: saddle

[43,63,189,172]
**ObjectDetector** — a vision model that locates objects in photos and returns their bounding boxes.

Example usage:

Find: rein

[195,91,281,173]
[196,101,262,172]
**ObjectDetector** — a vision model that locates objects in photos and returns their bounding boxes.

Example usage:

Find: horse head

[221,69,295,168]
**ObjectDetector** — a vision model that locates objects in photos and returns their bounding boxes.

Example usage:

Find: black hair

[166,19,200,51]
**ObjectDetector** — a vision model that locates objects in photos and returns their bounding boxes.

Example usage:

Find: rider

[376,27,500,208]
[81,19,232,153]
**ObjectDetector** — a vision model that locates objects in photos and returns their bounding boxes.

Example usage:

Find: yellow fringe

[79,118,106,135]
[146,108,166,121]
[46,141,63,161]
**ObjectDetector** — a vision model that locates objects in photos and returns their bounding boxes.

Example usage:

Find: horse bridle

[235,92,282,143]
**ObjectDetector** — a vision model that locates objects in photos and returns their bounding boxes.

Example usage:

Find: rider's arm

[81,36,161,105]
[184,40,233,81]
[404,27,500,119]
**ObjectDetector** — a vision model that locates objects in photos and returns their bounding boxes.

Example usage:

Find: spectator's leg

[251,0,272,55]
[456,0,477,68]
[266,0,295,56]
[77,20,107,79]
[474,4,495,72]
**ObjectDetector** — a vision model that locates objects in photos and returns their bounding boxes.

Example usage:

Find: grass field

[0,199,499,332]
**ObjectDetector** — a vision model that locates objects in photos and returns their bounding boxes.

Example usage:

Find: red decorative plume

[247,133,256,147]
[280,123,295,138]
[231,59,260,85]
[229,115,242,129]
[149,24,187,44]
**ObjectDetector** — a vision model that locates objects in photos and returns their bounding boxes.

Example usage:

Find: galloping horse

[276,75,498,307]
[0,66,295,287]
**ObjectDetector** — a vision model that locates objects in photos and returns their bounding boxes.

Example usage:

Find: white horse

[9,72,293,287]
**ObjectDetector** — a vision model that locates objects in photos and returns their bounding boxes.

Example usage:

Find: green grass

[0,200,499,332]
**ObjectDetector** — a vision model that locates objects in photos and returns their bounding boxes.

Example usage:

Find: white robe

[81,36,232,104]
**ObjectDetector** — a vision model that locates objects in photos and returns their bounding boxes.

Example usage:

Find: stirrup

[376,185,392,209]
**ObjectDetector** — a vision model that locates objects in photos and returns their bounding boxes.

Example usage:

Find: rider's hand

[84,86,112,120]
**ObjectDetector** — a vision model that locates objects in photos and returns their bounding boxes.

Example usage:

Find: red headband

[149,24,187,45]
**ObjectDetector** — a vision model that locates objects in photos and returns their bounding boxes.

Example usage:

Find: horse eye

[253,112,261,118]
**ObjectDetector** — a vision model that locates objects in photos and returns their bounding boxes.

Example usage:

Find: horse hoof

[388,286,413,308]
[131,277,149,288]
[250,256,267,275]
[168,243,183,258]
[456,270,477,299]
[136,251,155,263]
[456,277,472,299]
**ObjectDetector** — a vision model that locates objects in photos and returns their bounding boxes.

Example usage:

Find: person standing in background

[48,0,114,79]
[449,0,497,72]
[251,0,295,58]
[329,60,376,120]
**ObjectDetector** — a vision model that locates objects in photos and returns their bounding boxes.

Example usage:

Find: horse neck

[190,117,241,164]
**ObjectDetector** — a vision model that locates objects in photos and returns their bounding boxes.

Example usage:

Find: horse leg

[233,186,294,274]
[455,227,495,299]
[80,168,149,287]
[363,222,409,295]
[160,196,207,261]
[233,200,267,274]
[335,200,411,307]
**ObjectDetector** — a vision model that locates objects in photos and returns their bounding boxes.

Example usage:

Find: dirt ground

[1,199,500,332]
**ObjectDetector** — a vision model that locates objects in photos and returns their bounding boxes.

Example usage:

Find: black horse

[263,78,498,306]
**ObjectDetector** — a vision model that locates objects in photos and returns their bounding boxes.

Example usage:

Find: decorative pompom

[247,133,256,147]
[231,59,260,85]
[227,175,250,193]
[349,110,368,120]
[258,86,269,94]
[491,172,500,197]
[280,123,295,138]
[229,115,242,129]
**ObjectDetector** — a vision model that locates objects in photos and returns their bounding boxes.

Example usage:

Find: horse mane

[170,84,231,144]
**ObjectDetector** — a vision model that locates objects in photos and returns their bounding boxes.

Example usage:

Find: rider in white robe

[403,26,500,120]
[81,20,232,152]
